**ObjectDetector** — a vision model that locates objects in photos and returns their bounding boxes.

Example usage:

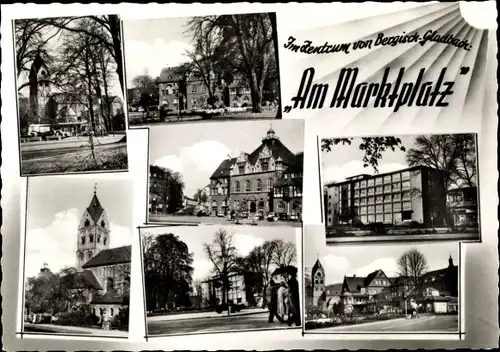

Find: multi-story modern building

[446,186,478,227]
[149,165,170,215]
[209,127,303,218]
[324,166,447,228]
[201,271,263,308]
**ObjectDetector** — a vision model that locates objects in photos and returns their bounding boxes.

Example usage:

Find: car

[267,212,278,222]
[289,214,299,221]
[240,211,249,219]
[278,213,288,221]
[216,211,225,217]
[54,129,70,137]
[81,131,92,136]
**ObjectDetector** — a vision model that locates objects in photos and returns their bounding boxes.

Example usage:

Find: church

[62,186,131,322]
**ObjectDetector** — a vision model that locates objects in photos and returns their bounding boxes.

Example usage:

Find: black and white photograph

[304,225,460,334]
[14,15,128,176]
[321,133,480,244]
[123,12,281,127]
[22,177,132,337]
[148,119,304,227]
[141,225,300,337]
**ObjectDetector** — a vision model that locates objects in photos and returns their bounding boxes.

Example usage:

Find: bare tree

[203,228,239,309]
[271,239,297,266]
[397,248,429,296]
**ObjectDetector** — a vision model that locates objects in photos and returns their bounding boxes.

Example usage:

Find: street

[24,323,128,337]
[149,214,302,227]
[128,111,276,126]
[327,232,480,243]
[315,315,458,332]
[147,311,297,336]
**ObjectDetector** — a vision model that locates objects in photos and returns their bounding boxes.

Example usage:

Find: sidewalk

[147,307,268,322]
[24,323,128,337]
[328,232,479,243]
[21,135,125,151]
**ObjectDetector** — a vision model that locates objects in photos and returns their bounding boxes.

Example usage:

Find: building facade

[311,259,326,307]
[324,166,447,228]
[446,186,478,227]
[209,127,303,218]
[201,272,263,308]
[149,165,171,215]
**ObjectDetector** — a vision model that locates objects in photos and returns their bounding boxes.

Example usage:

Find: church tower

[312,258,326,306]
[76,184,110,271]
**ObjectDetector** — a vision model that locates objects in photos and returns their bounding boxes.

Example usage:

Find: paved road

[149,214,301,227]
[24,323,128,337]
[327,232,480,243]
[316,315,458,332]
[147,311,297,336]
[22,142,126,162]
[129,112,276,126]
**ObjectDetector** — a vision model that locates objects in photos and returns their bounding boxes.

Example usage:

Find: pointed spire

[94,182,97,195]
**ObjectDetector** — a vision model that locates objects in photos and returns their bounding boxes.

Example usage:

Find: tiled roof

[312,259,323,276]
[210,157,237,179]
[158,65,189,82]
[91,289,127,305]
[325,283,343,296]
[82,246,132,269]
[86,194,105,223]
[247,138,296,167]
[274,177,302,188]
[284,152,303,174]
[61,270,103,290]
[344,276,367,293]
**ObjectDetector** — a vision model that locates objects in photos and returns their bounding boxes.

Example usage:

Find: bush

[54,307,98,327]
[110,307,129,330]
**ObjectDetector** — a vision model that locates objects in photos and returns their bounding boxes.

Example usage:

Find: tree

[143,233,194,311]
[132,70,157,95]
[194,188,209,205]
[204,229,239,310]
[397,248,429,297]
[271,239,297,266]
[322,137,407,173]
[186,13,277,113]
[150,165,185,214]
[406,134,477,190]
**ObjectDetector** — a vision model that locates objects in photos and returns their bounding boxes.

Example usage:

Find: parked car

[289,214,299,221]
[278,213,288,221]
[267,212,278,222]
[240,211,249,219]
[54,129,70,137]
[28,131,39,137]
[216,211,225,217]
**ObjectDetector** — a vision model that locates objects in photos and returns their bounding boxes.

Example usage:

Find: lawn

[21,145,128,175]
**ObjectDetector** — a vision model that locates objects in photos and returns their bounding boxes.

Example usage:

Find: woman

[277,281,288,321]
[410,299,420,319]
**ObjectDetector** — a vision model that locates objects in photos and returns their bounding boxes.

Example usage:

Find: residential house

[446,186,478,227]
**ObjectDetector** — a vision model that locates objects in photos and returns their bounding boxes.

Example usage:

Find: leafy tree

[204,229,239,309]
[186,13,277,113]
[406,134,477,190]
[150,165,185,214]
[143,233,194,311]
[322,137,406,173]
[397,248,429,298]
[194,188,209,205]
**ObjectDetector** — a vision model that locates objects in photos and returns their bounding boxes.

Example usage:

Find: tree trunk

[108,15,125,95]
[269,13,282,118]
[249,71,263,113]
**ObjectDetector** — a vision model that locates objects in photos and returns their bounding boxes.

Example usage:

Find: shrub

[110,307,129,330]
[54,307,97,327]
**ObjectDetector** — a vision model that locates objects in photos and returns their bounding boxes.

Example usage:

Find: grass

[22,144,128,175]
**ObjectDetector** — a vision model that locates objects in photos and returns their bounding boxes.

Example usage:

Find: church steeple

[264,124,279,141]
[76,184,110,271]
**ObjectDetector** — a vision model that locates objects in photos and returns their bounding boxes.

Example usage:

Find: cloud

[125,39,193,85]
[323,160,408,184]
[180,141,233,173]
[25,208,81,278]
[232,233,265,257]
[352,257,400,278]
[317,254,351,285]
[109,222,132,248]
[192,258,213,282]
[153,155,184,174]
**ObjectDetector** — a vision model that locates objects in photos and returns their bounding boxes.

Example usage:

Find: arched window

[278,201,285,211]
[212,200,217,208]
[81,236,85,245]
[99,308,104,316]
[101,220,105,228]
[103,237,107,246]
[84,219,90,227]
[79,252,84,261]
[92,308,96,315]
[110,308,114,316]
[106,278,114,291]
[235,181,240,192]
[89,234,94,243]
[256,179,262,192]
[87,251,93,260]
[245,180,251,192]
[97,235,101,243]
[268,178,274,190]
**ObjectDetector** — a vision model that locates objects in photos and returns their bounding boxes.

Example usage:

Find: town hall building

[209,126,303,219]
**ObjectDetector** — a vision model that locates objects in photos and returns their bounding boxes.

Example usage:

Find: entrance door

[250,201,257,213]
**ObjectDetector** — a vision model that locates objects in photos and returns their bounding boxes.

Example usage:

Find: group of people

[266,268,301,326]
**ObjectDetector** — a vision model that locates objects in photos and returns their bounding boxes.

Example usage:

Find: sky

[16,19,123,99]
[304,226,458,286]
[140,225,298,284]
[149,119,305,198]
[321,135,416,185]
[25,176,133,278]
[122,17,195,87]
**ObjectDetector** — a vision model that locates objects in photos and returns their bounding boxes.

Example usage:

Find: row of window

[353,201,412,215]
[84,219,106,228]
[80,233,107,246]
[78,251,94,262]
[353,192,412,205]
[354,171,411,189]
[274,186,303,198]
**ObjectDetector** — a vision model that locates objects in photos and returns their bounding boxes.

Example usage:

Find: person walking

[410,299,420,319]
[267,279,283,323]
[277,281,288,321]
[286,268,301,327]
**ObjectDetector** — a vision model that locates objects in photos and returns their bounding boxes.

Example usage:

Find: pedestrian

[277,281,288,321]
[286,268,301,326]
[267,279,283,323]
[410,299,420,319]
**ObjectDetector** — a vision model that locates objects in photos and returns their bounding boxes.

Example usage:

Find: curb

[148,310,268,323]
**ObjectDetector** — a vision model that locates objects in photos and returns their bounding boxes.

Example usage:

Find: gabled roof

[86,194,105,223]
[61,270,103,290]
[284,152,304,174]
[312,259,323,275]
[158,65,190,83]
[210,158,237,179]
[364,269,388,287]
[82,245,132,269]
[325,283,343,296]
[274,177,302,188]
[344,276,367,293]
[247,137,296,167]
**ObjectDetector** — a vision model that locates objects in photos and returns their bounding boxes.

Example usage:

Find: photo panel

[319,132,480,244]
[21,175,134,338]
[122,12,282,128]
[303,224,462,337]
[139,224,301,337]
[146,119,305,227]
[13,15,129,176]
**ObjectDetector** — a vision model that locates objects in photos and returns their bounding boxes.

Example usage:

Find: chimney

[448,254,453,267]
[353,274,356,278]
